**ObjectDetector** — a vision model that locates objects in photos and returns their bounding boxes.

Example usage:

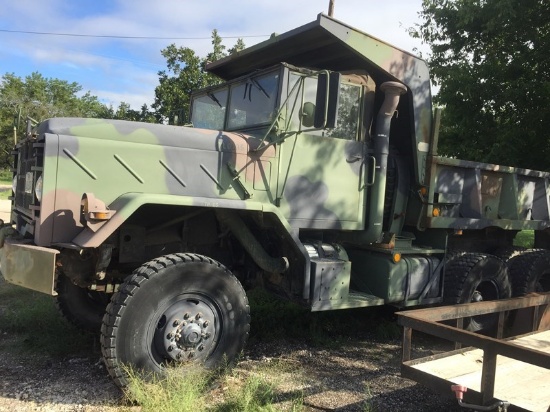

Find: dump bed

[423,156,550,231]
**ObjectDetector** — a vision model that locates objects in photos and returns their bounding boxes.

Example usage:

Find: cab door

[277,72,375,230]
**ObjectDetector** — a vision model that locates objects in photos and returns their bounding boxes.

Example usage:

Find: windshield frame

[190,64,285,132]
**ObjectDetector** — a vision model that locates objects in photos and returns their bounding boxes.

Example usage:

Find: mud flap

[0,239,59,295]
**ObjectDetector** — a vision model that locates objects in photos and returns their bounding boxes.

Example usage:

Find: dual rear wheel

[444,249,550,332]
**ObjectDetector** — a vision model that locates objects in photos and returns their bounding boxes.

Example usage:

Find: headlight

[34,175,43,202]
[12,176,17,194]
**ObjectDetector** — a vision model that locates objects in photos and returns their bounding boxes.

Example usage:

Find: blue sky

[0,0,427,110]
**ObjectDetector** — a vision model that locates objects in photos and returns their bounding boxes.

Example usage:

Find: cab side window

[287,72,363,141]
[325,82,362,140]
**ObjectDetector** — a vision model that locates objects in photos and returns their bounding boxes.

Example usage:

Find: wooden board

[411,330,550,412]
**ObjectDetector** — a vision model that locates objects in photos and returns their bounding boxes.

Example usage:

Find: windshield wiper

[250,77,270,99]
[207,92,222,108]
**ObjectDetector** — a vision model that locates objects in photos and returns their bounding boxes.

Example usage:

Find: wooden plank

[410,331,550,412]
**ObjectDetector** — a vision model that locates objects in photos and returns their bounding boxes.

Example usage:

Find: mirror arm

[319,70,331,129]
[251,76,304,153]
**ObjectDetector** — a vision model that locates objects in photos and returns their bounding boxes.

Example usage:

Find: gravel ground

[0,327,461,411]
[0,267,462,412]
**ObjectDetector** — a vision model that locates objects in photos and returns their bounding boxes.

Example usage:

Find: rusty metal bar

[455,317,464,349]
[480,345,497,404]
[402,326,412,362]
[533,305,540,331]
[400,293,550,322]
[497,311,505,339]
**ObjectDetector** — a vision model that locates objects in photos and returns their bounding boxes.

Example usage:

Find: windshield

[227,72,279,129]
[191,69,280,131]
[191,89,228,130]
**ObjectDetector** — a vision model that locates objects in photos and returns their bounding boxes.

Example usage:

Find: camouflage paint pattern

[419,156,550,231]
[33,118,278,246]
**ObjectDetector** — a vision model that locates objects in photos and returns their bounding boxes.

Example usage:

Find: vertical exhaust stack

[368,81,408,241]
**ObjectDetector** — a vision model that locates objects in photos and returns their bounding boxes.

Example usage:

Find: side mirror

[301,102,316,127]
[314,72,341,129]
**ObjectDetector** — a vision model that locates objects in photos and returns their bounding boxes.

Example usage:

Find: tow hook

[451,385,510,411]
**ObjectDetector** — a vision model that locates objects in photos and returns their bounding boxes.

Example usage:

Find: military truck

[2,14,550,386]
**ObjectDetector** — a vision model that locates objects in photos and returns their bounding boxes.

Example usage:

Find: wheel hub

[155,299,216,363]
[472,291,483,303]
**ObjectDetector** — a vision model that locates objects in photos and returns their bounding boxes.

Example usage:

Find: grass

[0,169,12,200]
[0,279,97,357]
[123,366,210,412]
[514,230,534,248]
[0,169,11,185]
[123,360,305,412]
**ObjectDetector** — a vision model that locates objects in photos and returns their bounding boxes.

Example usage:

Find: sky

[0,0,427,110]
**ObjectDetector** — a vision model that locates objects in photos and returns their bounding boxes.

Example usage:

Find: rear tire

[444,253,511,332]
[100,253,250,388]
[55,273,110,333]
[509,249,550,296]
[492,246,527,262]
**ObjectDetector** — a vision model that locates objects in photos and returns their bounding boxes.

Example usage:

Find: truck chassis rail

[397,293,550,412]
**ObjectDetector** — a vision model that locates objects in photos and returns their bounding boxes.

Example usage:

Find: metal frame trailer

[398,292,550,411]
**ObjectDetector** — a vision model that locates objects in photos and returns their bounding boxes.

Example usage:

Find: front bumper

[0,236,59,295]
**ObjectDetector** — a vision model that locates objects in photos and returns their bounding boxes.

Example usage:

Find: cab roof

[206,13,429,88]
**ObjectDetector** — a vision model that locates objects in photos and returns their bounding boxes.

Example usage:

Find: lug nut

[183,313,190,319]
[167,332,174,339]
[203,320,209,327]
[173,319,180,326]
[198,344,204,352]
[168,345,174,352]
[195,313,202,320]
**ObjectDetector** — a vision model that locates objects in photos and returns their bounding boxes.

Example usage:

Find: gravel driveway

[0,295,462,412]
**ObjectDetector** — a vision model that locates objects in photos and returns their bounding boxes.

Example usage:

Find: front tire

[100,253,250,387]
[55,273,110,333]
[444,253,511,332]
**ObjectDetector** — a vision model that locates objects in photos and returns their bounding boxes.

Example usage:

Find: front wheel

[100,253,250,387]
[55,273,110,333]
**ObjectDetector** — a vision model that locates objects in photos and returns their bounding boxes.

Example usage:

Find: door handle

[346,155,362,163]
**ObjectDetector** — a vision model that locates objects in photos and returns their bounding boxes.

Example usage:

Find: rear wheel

[55,273,110,333]
[509,249,550,296]
[100,253,250,388]
[492,246,527,262]
[444,253,511,332]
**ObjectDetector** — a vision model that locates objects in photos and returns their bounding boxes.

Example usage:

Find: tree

[153,31,245,124]
[413,0,550,170]
[112,102,155,123]
[0,72,111,167]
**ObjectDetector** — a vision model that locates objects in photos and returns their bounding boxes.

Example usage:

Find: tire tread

[100,253,249,388]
